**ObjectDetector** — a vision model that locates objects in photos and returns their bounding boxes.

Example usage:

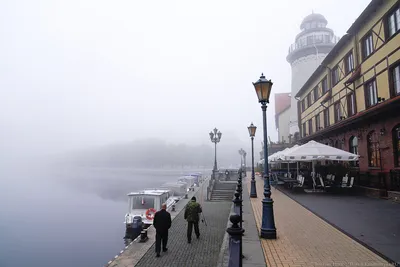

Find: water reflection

[0,161,207,267]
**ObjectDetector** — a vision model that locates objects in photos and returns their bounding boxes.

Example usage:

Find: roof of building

[275,93,291,116]
[295,0,384,98]
[300,13,327,29]
[275,93,291,130]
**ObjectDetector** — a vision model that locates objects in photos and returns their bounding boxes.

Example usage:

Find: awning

[345,65,361,85]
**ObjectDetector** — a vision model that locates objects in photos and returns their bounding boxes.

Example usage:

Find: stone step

[212,193,234,197]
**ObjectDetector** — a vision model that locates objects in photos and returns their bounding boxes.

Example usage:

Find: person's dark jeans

[155,231,168,254]
[187,221,200,241]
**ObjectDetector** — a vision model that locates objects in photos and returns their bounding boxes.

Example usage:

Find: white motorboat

[160,182,188,196]
[124,189,177,228]
[178,176,196,190]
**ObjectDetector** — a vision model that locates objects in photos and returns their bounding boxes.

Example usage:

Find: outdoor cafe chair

[319,176,332,191]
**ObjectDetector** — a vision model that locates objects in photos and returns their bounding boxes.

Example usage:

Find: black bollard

[226,214,245,267]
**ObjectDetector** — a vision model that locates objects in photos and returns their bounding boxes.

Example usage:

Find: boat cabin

[125,189,173,226]
[160,182,187,196]
[178,176,196,188]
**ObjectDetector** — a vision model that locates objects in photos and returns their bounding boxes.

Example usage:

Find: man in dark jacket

[153,203,172,257]
[184,196,202,243]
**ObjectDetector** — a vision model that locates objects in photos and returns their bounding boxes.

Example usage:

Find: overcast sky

[0,0,371,158]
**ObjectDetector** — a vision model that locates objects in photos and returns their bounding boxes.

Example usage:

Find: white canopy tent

[280,140,359,162]
[280,140,359,178]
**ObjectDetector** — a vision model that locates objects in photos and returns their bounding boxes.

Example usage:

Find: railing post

[226,214,245,267]
[233,192,241,216]
[237,169,243,229]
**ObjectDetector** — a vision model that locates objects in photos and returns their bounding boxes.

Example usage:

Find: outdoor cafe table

[281,178,299,189]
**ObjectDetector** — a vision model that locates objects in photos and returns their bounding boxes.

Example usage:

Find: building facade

[296,0,400,196]
[275,93,291,143]
[287,13,339,137]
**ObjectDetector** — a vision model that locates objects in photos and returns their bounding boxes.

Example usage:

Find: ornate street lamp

[248,122,257,198]
[252,73,276,239]
[209,128,222,180]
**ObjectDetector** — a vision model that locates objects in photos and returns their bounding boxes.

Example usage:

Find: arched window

[349,136,359,167]
[393,125,400,167]
[367,131,381,167]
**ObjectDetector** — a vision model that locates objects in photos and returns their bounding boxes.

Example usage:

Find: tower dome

[300,13,328,30]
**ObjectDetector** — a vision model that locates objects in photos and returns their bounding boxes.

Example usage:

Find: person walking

[184,196,202,243]
[153,203,172,257]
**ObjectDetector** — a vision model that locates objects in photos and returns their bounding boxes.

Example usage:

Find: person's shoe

[163,248,168,252]
[187,240,191,244]
[196,235,200,239]
[156,253,160,257]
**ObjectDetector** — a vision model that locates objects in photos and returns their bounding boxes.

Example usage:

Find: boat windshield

[131,196,155,210]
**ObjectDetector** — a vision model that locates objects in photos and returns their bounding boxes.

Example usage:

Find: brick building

[296,0,400,198]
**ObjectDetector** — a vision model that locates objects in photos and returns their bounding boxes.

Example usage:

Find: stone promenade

[248,175,393,267]
[135,178,231,267]
[106,177,233,267]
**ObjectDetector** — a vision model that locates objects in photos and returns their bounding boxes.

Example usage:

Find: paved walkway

[248,175,392,267]
[279,186,400,263]
[134,179,232,267]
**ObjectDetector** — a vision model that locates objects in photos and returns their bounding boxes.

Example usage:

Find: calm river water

[0,160,207,267]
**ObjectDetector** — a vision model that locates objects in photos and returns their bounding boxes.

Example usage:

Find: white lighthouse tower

[287,13,338,138]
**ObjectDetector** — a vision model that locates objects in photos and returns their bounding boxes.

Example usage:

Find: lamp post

[248,122,257,198]
[252,73,277,239]
[209,128,222,180]
[243,151,247,177]
[238,149,243,167]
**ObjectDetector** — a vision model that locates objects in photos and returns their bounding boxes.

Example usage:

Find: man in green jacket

[184,196,202,243]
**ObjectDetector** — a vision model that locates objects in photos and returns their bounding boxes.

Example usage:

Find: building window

[347,92,356,116]
[331,66,339,86]
[315,114,320,131]
[313,86,319,101]
[349,136,359,167]
[308,119,313,135]
[344,52,354,74]
[363,33,374,59]
[334,102,341,123]
[393,125,400,167]
[367,131,381,168]
[301,99,306,112]
[323,109,329,128]
[307,93,312,107]
[365,79,378,108]
[391,63,400,96]
[387,6,400,38]
[321,76,328,94]
[302,122,307,137]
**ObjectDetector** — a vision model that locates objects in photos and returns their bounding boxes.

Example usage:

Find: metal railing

[288,35,340,54]
[226,168,245,267]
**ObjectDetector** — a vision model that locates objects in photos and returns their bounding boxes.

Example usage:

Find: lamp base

[260,227,277,239]
[260,197,277,239]
[250,180,257,198]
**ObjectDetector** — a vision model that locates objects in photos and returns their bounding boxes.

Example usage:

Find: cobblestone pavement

[135,181,232,267]
[248,176,392,267]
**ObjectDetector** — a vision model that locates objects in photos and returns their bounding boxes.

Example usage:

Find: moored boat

[124,189,176,230]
